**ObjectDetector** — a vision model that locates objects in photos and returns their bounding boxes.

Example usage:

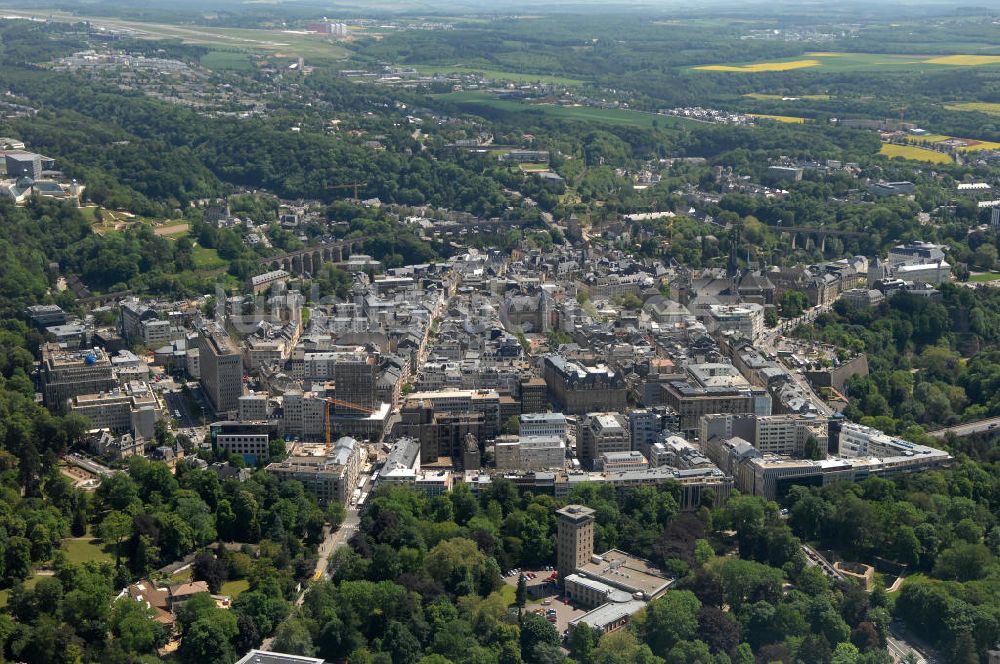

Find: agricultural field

[694,51,1000,73]
[879,143,953,164]
[945,102,1000,117]
[750,114,807,124]
[905,134,1000,152]
[412,64,583,86]
[440,91,701,129]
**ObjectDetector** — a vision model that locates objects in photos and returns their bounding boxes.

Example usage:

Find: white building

[520,412,568,440]
[706,303,764,342]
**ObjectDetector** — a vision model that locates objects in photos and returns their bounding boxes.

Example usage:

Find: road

[887,622,937,664]
[927,415,1000,439]
[758,303,837,417]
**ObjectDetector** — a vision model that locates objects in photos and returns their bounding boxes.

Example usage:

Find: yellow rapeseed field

[695,59,820,72]
[945,103,1000,117]
[880,143,952,164]
[923,55,1000,66]
[749,114,807,124]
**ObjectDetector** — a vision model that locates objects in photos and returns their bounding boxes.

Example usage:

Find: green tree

[634,590,700,657]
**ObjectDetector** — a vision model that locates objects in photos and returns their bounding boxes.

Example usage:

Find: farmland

[750,114,807,124]
[694,51,1000,73]
[880,143,953,164]
[945,102,1000,117]
[905,134,1000,152]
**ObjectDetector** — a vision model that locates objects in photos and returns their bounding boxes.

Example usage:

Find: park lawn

[200,50,256,72]
[412,64,583,86]
[61,536,114,565]
[970,272,1000,282]
[880,143,953,164]
[945,102,1000,117]
[0,576,43,607]
[221,579,250,598]
[750,114,807,124]
[191,245,228,271]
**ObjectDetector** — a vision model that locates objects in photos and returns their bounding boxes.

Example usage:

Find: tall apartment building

[557,505,596,581]
[40,344,117,409]
[577,412,630,469]
[197,323,244,415]
[543,355,626,415]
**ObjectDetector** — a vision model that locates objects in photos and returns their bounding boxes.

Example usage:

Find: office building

[40,344,117,409]
[69,382,158,439]
[543,355,626,415]
[334,352,377,413]
[5,151,42,179]
[577,413,630,469]
[520,412,568,440]
[265,437,362,504]
[520,376,549,413]
[706,303,765,342]
[495,435,566,471]
[211,420,274,464]
[197,323,244,415]
[700,413,827,458]
[595,450,649,472]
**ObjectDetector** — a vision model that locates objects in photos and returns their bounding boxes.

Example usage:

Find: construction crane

[324,397,375,452]
[328,182,368,201]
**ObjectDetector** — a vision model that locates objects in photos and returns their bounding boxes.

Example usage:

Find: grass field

[412,64,583,86]
[221,579,250,598]
[750,113,807,124]
[191,245,228,271]
[518,163,552,172]
[440,91,700,130]
[695,51,1000,73]
[61,536,114,565]
[970,272,1000,282]
[945,102,1000,117]
[880,143,953,164]
[200,50,256,72]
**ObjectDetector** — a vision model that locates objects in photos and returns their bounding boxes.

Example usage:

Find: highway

[927,416,1000,439]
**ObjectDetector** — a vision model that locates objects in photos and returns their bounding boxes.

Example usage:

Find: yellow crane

[324,397,375,453]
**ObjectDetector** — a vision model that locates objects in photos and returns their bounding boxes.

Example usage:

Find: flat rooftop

[575,549,672,599]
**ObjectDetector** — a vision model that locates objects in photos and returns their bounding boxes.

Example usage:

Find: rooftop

[575,549,672,599]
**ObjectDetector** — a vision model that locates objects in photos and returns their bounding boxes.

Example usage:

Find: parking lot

[503,569,588,636]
